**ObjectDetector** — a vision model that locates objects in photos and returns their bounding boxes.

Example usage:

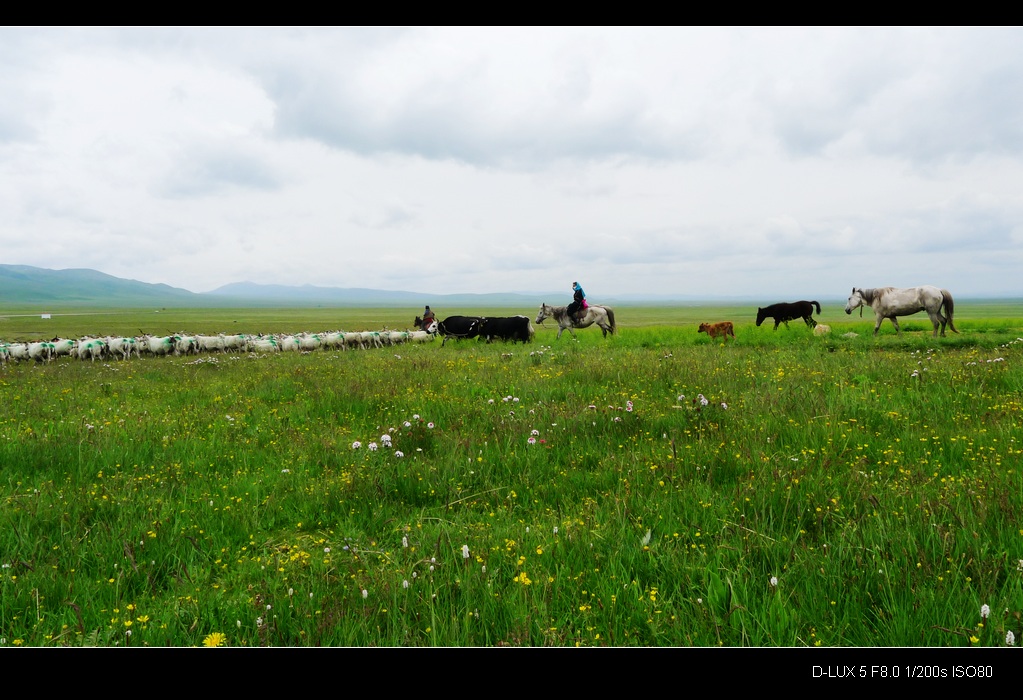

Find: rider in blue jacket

[567,282,586,320]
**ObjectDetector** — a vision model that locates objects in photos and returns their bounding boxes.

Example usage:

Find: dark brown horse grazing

[756,301,821,330]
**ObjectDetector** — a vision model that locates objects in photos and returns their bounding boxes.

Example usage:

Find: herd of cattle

[0,314,536,364]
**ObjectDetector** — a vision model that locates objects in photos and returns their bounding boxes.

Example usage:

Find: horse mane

[858,287,895,304]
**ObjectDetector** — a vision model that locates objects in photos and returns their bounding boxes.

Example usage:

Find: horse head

[845,288,865,315]
[755,308,766,326]
[535,304,551,325]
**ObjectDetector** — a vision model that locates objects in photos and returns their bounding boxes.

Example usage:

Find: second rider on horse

[567,282,587,321]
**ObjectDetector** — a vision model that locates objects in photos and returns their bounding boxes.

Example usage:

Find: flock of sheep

[0,327,438,364]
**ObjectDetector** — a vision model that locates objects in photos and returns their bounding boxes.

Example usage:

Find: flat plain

[2,302,1022,647]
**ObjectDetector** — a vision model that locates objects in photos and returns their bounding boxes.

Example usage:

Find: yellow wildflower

[203,632,227,648]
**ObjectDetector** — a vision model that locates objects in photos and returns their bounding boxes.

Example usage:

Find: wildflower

[720,403,728,410]
[626,401,633,412]
[553,526,559,535]
[404,421,412,428]
[770,576,778,587]
[361,589,368,599]
[403,580,409,589]
[981,604,990,619]
[531,429,540,436]
[427,422,435,429]
[699,394,709,407]
[237,620,242,629]
[1007,631,1016,646]
[677,394,685,402]
[488,399,495,404]
[324,547,331,553]
[482,565,486,574]
[203,632,226,648]
[462,544,470,559]
[613,416,621,422]
[381,434,392,445]
[368,442,378,451]
[413,414,420,420]
[351,441,361,449]
[527,436,537,445]
[402,536,408,548]
[394,450,404,458]
[256,617,263,627]
[281,469,290,473]
[588,405,596,410]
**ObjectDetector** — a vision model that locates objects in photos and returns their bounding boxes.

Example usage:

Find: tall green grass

[1,309,1022,646]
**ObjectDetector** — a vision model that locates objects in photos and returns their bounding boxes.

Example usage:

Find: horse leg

[773,319,780,330]
[890,317,901,335]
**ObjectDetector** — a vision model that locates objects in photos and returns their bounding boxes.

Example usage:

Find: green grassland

[1,304,1022,647]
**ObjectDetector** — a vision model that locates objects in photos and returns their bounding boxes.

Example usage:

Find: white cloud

[1,27,1022,298]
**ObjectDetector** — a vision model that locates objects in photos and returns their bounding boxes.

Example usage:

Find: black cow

[756,300,821,329]
[480,316,534,344]
[436,316,484,347]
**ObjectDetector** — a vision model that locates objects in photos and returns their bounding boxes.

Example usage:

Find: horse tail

[812,301,821,315]
[606,307,616,334]
[941,289,959,334]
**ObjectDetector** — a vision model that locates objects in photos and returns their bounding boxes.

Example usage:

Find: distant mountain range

[0,264,570,307]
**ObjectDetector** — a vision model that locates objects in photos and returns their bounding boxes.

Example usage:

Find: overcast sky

[3,27,1022,299]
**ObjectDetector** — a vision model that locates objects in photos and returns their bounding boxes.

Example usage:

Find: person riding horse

[421,305,436,330]
[566,282,587,321]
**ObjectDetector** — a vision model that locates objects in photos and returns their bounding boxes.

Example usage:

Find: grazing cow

[436,316,484,347]
[480,316,534,344]
[756,301,821,330]
[698,322,735,342]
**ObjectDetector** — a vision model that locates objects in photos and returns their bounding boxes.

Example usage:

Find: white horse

[535,303,616,339]
[844,286,958,337]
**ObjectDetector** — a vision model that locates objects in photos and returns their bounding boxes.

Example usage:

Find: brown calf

[698,321,735,342]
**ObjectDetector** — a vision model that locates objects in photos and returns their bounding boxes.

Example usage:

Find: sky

[2,27,1023,300]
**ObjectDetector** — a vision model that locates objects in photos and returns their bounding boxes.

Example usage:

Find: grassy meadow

[2,302,1023,647]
